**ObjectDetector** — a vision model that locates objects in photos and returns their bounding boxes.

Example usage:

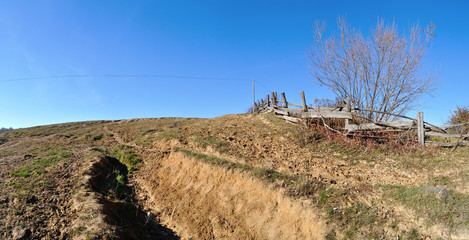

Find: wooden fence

[253,91,469,147]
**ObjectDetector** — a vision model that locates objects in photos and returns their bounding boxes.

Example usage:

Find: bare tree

[308,16,437,121]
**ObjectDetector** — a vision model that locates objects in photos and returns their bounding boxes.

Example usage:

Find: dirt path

[104,124,161,154]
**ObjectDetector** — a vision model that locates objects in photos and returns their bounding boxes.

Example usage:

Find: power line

[254,80,273,94]
[0,74,276,99]
[0,74,252,83]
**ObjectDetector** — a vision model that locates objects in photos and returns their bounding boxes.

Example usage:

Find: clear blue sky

[1,0,468,128]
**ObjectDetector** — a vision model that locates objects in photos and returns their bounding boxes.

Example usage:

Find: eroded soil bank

[136,150,325,239]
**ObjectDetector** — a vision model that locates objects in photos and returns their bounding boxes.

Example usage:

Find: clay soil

[0,113,468,239]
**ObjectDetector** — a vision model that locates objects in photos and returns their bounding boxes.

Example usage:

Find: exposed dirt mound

[0,114,468,239]
[137,151,325,239]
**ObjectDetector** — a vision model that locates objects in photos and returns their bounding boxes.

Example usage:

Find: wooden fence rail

[253,91,469,147]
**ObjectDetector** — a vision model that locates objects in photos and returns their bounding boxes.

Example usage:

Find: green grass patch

[195,136,229,153]
[113,171,128,199]
[112,145,142,171]
[10,148,72,178]
[381,184,469,229]
[332,201,384,239]
[10,182,23,189]
[11,168,31,178]
[142,119,186,141]
[154,129,181,140]
[431,176,450,186]
[175,147,236,167]
[85,147,108,159]
[90,147,108,154]
[314,186,391,238]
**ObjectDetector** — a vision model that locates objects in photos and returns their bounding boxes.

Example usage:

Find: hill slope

[0,113,468,239]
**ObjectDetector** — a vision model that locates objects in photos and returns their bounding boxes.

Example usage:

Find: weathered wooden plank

[276,107,304,113]
[271,106,302,111]
[346,121,414,131]
[288,102,303,108]
[281,115,301,123]
[259,108,273,114]
[440,122,469,129]
[258,106,274,113]
[370,129,409,133]
[384,121,415,127]
[359,108,445,133]
[302,111,352,119]
[308,107,342,112]
[425,132,469,138]
[273,109,289,116]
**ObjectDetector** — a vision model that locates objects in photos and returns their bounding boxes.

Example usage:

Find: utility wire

[254,80,273,94]
[0,74,276,99]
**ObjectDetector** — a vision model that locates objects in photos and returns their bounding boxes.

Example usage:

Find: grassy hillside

[0,113,467,239]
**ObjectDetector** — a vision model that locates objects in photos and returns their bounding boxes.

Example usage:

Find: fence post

[267,94,270,106]
[417,112,425,146]
[272,92,277,108]
[345,98,351,130]
[281,92,288,108]
[300,91,307,112]
[281,92,289,116]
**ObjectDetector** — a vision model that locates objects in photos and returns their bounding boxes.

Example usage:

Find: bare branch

[309,16,437,121]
